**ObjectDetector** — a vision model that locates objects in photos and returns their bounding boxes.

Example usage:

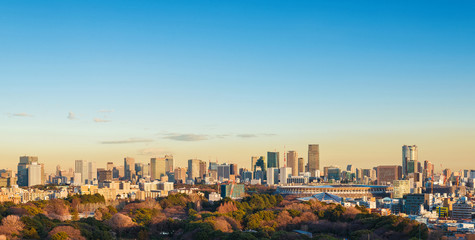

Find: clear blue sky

[1,1,474,172]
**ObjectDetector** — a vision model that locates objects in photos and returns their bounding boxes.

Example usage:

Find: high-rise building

[423,160,434,180]
[165,155,174,173]
[17,156,38,187]
[287,151,298,176]
[106,162,114,171]
[377,165,402,185]
[393,180,410,198]
[75,160,89,185]
[279,167,292,184]
[402,145,418,176]
[298,157,304,174]
[174,167,187,183]
[217,164,231,181]
[254,156,266,172]
[199,161,207,179]
[28,162,42,187]
[209,162,218,171]
[308,144,320,177]
[251,156,258,171]
[267,152,279,169]
[187,159,201,181]
[88,162,96,184]
[124,157,135,181]
[97,169,112,183]
[150,157,166,180]
[230,163,238,176]
[267,168,279,185]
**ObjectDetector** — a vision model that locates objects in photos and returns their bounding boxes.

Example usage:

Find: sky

[1,1,474,173]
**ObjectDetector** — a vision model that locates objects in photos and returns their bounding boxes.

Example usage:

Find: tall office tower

[251,156,258,171]
[217,164,231,181]
[377,165,402,185]
[88,162,96,184]
[443,168,452,185]
[143,163,150,178]
[417,162,422,173]
[267,152,280,169]
[75,160,89,185]
[424,160,434,179]
[28,162,42,187]
[150,157,166,180]
[174,167,187,183]
[230,163,238,176]
[402,145,418,176]
[135,163,144,178]
[298,158,304,174]
[267,168,279,185]
[17,156,38,187]
[347,165,356,173]
[199,161,207,179]
[124,157,136,181]
[187,159,201,181]
[165,155,174,173]
[279,167,292,184]
[287,151,298,176]
[209,162,218,171]
[106,162,114,171]
[255,156,266,172]
[308,144,320,177]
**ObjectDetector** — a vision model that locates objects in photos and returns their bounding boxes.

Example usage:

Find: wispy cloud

[67,112,76,120]
[101,138,153,144]
[236,134,258,138]
[11,113,33,117]
[98,109,114,113]
[236,133,277,138]
[94,118,110,123]
[164,133,209,141]
[138,147,170,156]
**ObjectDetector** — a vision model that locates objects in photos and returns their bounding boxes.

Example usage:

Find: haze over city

[1,1,474,172]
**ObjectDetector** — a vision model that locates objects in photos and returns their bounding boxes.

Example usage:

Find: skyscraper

[217,164,231,181]
[308,144,320,177]
[150,157,166,180]
[402,145,418,176]
[287,151,298,176]
[28,162,42,187]
[17,156,38,187]
[124,157,136,181]
[75,160,89,185]
[298,157,304,174]
[187,159,201,181]
[267,152,279,169]
[165,155,174,173]
[88,162,96,184]
[251,156,258,171]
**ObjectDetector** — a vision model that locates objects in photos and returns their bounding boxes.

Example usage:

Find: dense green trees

[0,192,433,239]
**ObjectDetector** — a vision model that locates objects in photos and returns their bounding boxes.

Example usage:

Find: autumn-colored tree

[45,199,70,221]
[217,201,238,213]
[107,213,137,230]
[0,215,24,236]
[48,226,85,240]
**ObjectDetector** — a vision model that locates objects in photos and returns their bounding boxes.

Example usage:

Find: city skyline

[1,1,474,171]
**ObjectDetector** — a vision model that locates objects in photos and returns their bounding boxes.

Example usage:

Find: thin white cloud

[12,113,33,117]
[98,109,114,113]
[138,147,170,156]
[94,118,110,123]
[101,138,153,144]
[237,134,258,138]
[164,133,209,141]
[67,112,76,120]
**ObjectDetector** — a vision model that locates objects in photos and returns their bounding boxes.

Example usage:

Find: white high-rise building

[402,145,418,176]
[267,168,279,185]
[88,162,96,184]
[28,162,42,187]
[75,160,89,185]
[279,167,292,184]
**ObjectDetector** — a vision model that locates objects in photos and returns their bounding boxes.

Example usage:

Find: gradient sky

[1,1,474,173]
